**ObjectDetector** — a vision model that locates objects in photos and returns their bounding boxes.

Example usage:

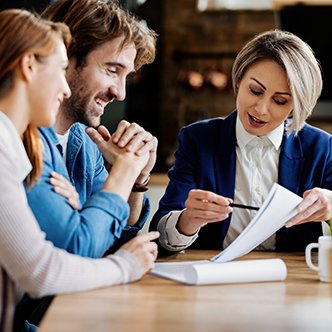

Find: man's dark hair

[42,0,157,69]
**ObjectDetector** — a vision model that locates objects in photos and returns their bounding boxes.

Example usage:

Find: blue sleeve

[111,195,151,251]
[26,133,130,258]
[89,141,150,241]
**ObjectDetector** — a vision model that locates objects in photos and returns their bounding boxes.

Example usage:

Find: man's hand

[86,126,149,171]
[111,120,158,183]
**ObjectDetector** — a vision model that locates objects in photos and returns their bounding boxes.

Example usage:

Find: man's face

[61,36,136,128]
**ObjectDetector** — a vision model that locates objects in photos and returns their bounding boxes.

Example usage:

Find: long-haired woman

[0,9,158,332]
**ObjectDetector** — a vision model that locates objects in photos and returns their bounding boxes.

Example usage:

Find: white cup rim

[318,235,332,242]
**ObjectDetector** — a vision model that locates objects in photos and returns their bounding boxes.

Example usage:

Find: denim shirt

[26,123,150,258]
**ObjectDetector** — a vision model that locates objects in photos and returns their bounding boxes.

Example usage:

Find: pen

[229,203,260,211]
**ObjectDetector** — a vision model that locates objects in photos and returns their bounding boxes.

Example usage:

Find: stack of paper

[151,183,302,285]
[152,258,287,285]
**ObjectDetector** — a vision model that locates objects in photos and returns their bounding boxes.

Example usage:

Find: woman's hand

[177,189,233,236]
[119,231,159,275]
[286,187,332,227]
[50,172,80,210]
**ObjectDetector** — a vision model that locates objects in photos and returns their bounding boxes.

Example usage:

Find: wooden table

[40,251,332,332]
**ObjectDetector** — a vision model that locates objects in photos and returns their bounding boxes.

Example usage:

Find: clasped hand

[86,120,158,182]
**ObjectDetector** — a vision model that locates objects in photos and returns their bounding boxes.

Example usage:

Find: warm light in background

[197,0,272,11]
[178,69,228,90]
[206,69,228,90]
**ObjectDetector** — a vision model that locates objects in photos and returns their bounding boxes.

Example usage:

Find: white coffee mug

[305,236,332,282]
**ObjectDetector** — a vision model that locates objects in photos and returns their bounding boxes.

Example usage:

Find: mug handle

[305,243,319,271]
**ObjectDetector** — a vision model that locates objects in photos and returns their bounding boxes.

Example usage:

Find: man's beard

[61,90,97,128]
[61,73,100,128]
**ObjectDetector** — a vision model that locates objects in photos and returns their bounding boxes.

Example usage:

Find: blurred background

[2,0,332,228]
[2,0,332,173]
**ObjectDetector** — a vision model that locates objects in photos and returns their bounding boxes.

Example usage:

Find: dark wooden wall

[127,0,276,170]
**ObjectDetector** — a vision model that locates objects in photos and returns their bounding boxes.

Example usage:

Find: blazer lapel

[213,114,237,198]
[213,111,237,242]
[277,130,305,249]
[278,131,305,193]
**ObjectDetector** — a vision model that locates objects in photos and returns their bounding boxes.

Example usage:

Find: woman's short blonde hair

[232,29,322,135]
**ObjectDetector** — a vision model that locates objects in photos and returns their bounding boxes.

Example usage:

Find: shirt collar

[0,112,32,182]
[236,115,284,151]
[56,130,69,146]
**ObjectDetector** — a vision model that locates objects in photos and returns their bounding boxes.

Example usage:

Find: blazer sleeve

[150,126,199,232]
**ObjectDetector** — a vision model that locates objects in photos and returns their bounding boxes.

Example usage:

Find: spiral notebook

[151,183,302,285]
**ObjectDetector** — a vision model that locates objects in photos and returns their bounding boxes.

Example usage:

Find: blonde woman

[151,30,331,253]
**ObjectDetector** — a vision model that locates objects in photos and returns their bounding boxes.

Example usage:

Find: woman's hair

[42,0,157,70]
[232,29,322,135]
[0,9,71,186]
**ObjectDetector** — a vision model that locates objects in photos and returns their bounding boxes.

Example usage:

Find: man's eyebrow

[105,61,124,68]
[105,62,135,74]
[250,77,291,96]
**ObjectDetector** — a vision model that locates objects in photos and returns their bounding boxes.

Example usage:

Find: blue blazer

[150,111,332,251]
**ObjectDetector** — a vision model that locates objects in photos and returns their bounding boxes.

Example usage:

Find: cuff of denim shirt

[157,210,198,252]
[85,191,130,238]
[122,194,150,232]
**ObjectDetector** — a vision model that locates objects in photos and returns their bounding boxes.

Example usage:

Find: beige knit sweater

[0,113,141,332]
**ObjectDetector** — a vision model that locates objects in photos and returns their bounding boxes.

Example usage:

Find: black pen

[229,203,260,211]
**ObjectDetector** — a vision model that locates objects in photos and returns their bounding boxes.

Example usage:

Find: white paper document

[152,259,287,285]
[150,183,302,285]
[212,183,302,262]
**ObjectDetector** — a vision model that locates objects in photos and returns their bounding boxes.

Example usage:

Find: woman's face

[236,59,294,136]
[30,37,71,128]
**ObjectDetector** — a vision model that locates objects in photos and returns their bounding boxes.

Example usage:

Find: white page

[151,183,301,285]
[151,260,210,283]
[185,259,287,285]
[151,259,287,285]
[212,183,302,262]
